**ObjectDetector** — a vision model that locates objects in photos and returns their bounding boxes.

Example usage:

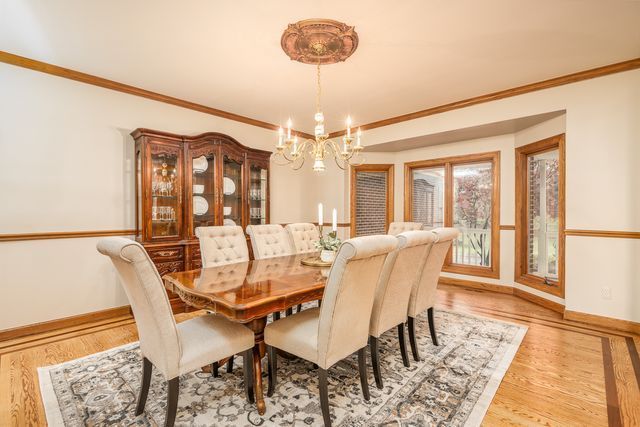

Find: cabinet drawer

[155,260,185,277]
[147,246,184,262]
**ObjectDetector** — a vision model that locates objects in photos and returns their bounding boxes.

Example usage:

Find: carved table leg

[247,317,268,416]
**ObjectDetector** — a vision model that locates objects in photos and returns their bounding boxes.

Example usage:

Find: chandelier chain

[316,63,321,113]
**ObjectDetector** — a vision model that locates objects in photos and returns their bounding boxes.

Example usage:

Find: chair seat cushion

[264,307,320,364]
[177,314,254,376]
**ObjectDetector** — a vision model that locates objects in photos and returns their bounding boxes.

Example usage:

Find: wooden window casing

[515,134,565,297]
[350,164,394,237]
[404,151,501,279]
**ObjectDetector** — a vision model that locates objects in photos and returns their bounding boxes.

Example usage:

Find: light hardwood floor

[1,284,639,426]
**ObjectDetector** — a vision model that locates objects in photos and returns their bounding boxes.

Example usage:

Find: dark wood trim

[405,151,500,279]
[0,229,136,242]
[565,229,640,239]
[499,225,516,231]
[438,276,513,294]
[0,50,314,140]
[601,337,623,427]
[515,134,565,298]
[350,164,394,237]
[513,287,564,314]
[327,57,640,138]
[564,310,640,336]
[625,337,640,390]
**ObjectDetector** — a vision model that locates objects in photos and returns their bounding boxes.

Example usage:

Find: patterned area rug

[39,309,526,426]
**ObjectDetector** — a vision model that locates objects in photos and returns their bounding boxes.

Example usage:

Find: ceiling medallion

[274,19,363,173]
[281,19,359,65]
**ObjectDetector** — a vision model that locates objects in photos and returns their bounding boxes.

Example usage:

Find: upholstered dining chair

[407,227,459,361]
[195,225,249,268]
[387,221,423,235]
[285,222,320,254]
[246,224,293,260]
[195,225,250,373]
[264,234,399,427]
[368,230,437,389]
[96,237,255,427]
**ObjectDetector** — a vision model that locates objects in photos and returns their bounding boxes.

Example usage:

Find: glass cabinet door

[191,150,216,234]
[249,163,268,225]
[222,155,243,227]
[150,149,181,239]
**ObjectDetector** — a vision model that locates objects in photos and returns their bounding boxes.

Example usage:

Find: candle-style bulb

[346,116,352,137]
[287,118,292,139]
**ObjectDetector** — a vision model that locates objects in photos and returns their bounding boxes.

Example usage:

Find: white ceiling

[2,1,639,134]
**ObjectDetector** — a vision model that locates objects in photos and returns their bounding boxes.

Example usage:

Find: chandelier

[273,19,364,172]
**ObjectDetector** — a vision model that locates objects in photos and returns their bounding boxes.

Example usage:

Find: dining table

[163,253,329,415]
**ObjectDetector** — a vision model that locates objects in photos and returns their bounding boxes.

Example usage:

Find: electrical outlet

[601,287,612,300]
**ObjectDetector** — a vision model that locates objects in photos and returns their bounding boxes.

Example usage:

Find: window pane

[412,167,445,229]
[527,150,559,280]
[355,171,388,236]
[452,162,493,267]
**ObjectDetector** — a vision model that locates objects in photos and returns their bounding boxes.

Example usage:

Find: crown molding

[0,51,315,140]
[327,57,640,138]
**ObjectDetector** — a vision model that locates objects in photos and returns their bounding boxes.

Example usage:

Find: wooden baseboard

[0,298,187,342]
[564,310,640,335]
[513,287,565,314]
[0,305,132,342]
[438,276,513,294]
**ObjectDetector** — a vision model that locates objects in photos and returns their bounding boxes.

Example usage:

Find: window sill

[515,274,564,298]
[443,264,500,279]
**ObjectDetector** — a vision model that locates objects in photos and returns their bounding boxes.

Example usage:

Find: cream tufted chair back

[370,230,437,337]
[387,221,424,235]
[246,224,293,260]
[195,226,249,268]
[97,237,181,378]
[317,234,398,369]
[408,227,459,317]
[285,223,320,254]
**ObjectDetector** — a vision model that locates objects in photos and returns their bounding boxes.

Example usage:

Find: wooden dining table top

[163,253,329,322]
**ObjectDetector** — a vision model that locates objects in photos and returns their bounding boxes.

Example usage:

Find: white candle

[287,118,292,140]
[318,203,323,226]
[278,126,284,147]
[346,116,352,138]
[332,208,337,231]
[356,127,362,147]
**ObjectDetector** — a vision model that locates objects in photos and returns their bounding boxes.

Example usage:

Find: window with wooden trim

[350,164,394,237]
[515,134,565,297]
[404,151,500,278]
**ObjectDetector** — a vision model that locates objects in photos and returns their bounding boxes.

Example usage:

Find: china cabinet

[132,128,271,307]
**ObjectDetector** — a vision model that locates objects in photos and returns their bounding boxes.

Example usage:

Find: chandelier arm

[292,155,306,171]
[270,152,294,166]
[332,155,347,170]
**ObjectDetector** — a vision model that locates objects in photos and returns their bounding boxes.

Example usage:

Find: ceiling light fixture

[273,19,363,172]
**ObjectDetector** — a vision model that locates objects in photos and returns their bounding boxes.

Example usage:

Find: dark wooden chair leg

[318,368,332,427]
[427,307,439,346]
[408,316,420,361]
[267,345,277,397]
[211,361,219,377]
[285,307,293,316]
[227,355,234,373]
[398,323,410,367]
[165,377,179,427]
[357,347,370,401]
[243,349,254,403]
[273,311,281,321]
[369,336,383,389]
[135,357,152,416]
[296,304,303,312]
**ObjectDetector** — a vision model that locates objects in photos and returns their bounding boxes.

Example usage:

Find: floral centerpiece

[315,228,342,262]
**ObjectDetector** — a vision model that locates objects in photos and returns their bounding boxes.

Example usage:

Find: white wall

[356,69,640,322]
[0,63,302,329]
